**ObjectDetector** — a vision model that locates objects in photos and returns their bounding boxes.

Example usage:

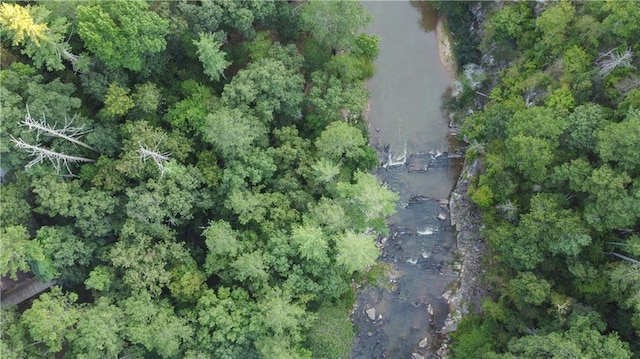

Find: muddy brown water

[352,2,463,358]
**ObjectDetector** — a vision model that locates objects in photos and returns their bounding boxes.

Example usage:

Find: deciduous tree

[76,0,169,71]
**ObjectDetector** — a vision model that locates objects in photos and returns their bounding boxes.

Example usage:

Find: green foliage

[21,286,79,353]
[193,32,231,82]
[470,184,494,209]
[507,272,551,307]
[596,109,640,174]
[335,231,379,275]
[305,305,354,359]
[0,226,43,280]
[564,103,610,156]
[77,0,169,71]
[451,314,496,359]
[487,2,532,43]
[222,57,304,122]
[291,224,329,265]
[0,3,76,71]
[602,0,640,43]
[193,287,256,358]
[352,33,380,61]
[132,82,162,115]
[335,171,398,232]
[103,82,134,117]
[305,71,369,131]
[122,291,193,358]
[504,135,555,183]
[581,164,638,231]
[499,309,632,359]
[201,107,266,160]
[66,298,125,358]
[0,181,32,228]
[301,38,332,75]
[165,80,216,133]
[34,226,94,282]
[453,1,640,357]
[298,0,372,51]
[0,2,403,358]
[326,53,375,82]
[315,121,367,161]
[430,1,481,67]
[535,1,575,54]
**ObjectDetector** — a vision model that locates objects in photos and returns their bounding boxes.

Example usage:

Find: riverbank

[434,10,490,359]
[434,156,488,358]
[435,17,457,80]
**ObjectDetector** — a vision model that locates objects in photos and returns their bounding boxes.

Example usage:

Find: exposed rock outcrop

[435,157,489,358]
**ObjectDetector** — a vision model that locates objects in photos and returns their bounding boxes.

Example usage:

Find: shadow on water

[409,1,439,32]
[352,2,463,358]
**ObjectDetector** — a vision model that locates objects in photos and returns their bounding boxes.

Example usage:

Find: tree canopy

[0,1,389,358]
[441,0,640,357]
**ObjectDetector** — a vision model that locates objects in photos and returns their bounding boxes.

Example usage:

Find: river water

[351,2,463,358]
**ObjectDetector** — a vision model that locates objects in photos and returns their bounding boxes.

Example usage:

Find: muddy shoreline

[436,17,457,80]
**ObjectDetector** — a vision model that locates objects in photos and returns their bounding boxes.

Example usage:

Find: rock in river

[366,307,376,321]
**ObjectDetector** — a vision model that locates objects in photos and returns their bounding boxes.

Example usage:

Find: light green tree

[335,171,398,232]
[222,58,304,122]
[0,3,79,71]
[298,0,372,51]
[21,287,79,354]
[0,226,43,280]
[66,297,125,358]
[193,32,231,82]
[596,109,640,174]
[315,121,367,161]
[76,0,169,71]
[103,82,134,117]
[335,231,379,274]
[201,107,266,160]
[122,291,193,358]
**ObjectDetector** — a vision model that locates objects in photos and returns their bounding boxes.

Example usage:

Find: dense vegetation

[435,1,640,358]
[0,1,397,358]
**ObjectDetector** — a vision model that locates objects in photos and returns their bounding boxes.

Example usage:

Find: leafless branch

[138,134,172,174]
[10,136,94,175]
[595,48,634,77]
[608,252,640,266]
[20,106,96,151]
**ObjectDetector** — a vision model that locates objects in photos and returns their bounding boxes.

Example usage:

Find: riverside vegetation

[0,1,398,358]
[433,1,640,358]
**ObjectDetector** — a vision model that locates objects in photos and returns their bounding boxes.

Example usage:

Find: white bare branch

[595,47,634,77]
[10,136,94,175]
[609,252,640,266]
[20,106,96,151]
[138,134,172,174]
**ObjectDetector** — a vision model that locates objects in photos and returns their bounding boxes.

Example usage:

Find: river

[351,2,463,358]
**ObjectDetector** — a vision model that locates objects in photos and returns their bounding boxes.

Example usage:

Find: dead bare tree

[11,107,97,175]
[595,47,634,77]
[138,134,172,174]
[608,252,640,266]
[20,106,96,151]
[10,136,94,175]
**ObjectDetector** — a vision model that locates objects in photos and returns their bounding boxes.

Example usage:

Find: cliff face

[433,3,492,357]
[433,157,489,358]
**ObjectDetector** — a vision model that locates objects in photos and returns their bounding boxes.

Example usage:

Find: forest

[0,1,397,358]
[433,1,640,358]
